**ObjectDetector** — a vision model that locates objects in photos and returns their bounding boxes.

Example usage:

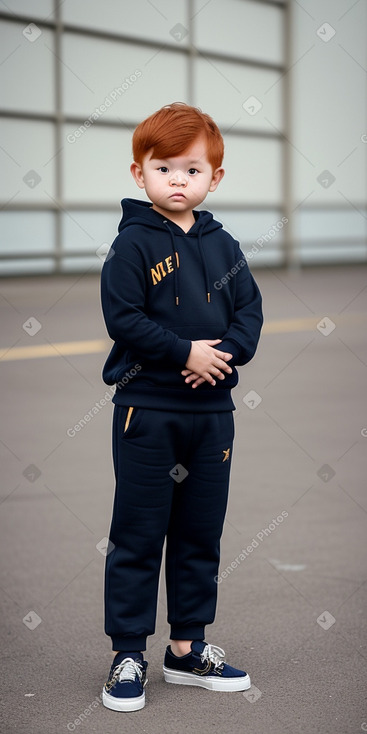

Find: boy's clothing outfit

[100,198,263,655]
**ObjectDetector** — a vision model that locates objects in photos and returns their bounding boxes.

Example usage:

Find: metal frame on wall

[0,0,365,274]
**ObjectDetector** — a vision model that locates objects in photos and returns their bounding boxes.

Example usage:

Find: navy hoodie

[100,198,263,411]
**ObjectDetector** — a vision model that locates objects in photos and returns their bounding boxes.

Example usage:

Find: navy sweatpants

[104,404,235,652]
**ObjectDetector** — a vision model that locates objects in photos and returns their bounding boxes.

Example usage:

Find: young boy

[100,103,263,712]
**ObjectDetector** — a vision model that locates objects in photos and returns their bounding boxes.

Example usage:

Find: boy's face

[130,136,224,218]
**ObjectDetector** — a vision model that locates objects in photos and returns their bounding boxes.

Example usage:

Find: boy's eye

[188,168,198,175]
[158,166,169,173]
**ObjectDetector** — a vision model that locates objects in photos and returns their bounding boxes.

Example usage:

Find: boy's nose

[169,170,188,186]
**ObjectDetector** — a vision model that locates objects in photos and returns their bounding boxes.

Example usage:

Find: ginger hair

[132,102,224,171]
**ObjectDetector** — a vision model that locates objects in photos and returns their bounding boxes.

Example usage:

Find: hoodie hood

[117,198,223,306]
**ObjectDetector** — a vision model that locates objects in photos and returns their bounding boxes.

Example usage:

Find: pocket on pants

[121,405,143,439]
[123,406,134,433]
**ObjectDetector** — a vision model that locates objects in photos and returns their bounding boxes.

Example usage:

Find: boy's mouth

[169,193,186,199]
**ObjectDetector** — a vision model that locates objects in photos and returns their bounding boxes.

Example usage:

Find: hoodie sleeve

[218,252,263,366]
[101,251,192,365]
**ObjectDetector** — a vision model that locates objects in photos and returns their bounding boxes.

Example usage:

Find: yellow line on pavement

[0,314,364,362]
[262,317,319,333]
[0,339,109,362]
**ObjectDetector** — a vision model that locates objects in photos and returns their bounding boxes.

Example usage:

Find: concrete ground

[0,264,366,734]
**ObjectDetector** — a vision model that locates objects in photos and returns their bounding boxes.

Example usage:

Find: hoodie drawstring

[163,220,211,306]
[163,221,180,306]
[198,227,211,303]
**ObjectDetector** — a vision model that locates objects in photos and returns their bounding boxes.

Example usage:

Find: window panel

[248,247,283,267]
[62,211,120,252]
[300,243,367,264]
[295,209,366,241]
[0,21,54,114]
[62,34,187,122]
[61,256,102,272]
[209,207,285,265]
[0,211,54,255]
[194,58,282,131]
[193,0,284,64]
[63,125,141,203]
[0,258,55,275]
[0,0,54,20]
[209,137,282,205]
[209,207,284,244]
[61,0,189,46]
[292,0,367,204]
[0,119,56,203]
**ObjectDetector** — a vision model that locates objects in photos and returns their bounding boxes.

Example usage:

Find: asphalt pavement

[0,264,366,734]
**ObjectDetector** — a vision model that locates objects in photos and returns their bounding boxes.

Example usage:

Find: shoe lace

[110,657,145,686]
[200,644,226,670]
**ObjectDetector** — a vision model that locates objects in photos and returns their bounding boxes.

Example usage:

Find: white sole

[102,687,145,711]
[163,666,251,692]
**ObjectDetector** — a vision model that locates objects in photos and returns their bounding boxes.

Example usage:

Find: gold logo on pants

[222,448,230,462]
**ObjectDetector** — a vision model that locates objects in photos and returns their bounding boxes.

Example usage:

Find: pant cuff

[110,635,147,652]
[170,625,205,641]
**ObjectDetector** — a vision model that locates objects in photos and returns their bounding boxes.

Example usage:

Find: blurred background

[1,3,367,733]
[0,0,366,274]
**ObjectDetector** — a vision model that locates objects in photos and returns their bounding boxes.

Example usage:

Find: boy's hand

[183,339,233,388]
[181,369,206,388]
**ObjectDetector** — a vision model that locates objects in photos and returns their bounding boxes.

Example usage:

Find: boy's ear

[130,161,145,189]
[208,167,225,192]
